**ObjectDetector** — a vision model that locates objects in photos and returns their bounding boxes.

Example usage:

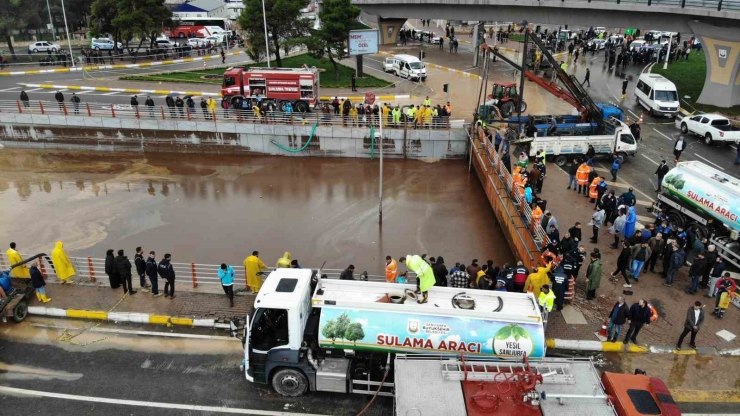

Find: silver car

[28,41,61,53]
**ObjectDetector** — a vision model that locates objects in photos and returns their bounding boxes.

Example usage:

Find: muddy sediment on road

[0,149,513,274]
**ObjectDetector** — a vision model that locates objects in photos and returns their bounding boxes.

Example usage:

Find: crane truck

[652,161,740,277]
[236,269,683,416]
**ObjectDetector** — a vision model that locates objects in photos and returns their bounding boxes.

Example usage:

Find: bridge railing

[2,99,454,130]
[353,0,740,11]
[0,252,413,289]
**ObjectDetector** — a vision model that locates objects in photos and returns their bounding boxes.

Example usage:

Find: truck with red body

[221,67,319,113]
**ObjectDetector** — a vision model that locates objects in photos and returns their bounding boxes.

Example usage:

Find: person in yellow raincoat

[276,252,292,268]
[51,241,75,284]
[385,256,398,283]
[524,262,552,298]
[6,242,30,278]
[244,250,268,293]
[382,104,390,127]
[399,255,434,304]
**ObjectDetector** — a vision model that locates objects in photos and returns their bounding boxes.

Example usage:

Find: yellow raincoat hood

[276,252,292,268]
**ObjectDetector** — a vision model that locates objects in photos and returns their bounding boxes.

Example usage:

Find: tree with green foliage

[0,0,42,56]
[321,320,338,341]
[237,0,310,67]
[311,0,360,80]
[89,0,172,54]
[344,322,365,345]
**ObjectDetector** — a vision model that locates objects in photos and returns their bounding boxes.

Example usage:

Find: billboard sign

[348,29,379,56]
[318,307,546,358]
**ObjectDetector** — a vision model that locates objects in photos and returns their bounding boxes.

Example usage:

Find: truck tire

[666,210,685,231]
[500,101,514,118]
[554,155,568,167]
[680,123,688,134]
[272,368,308,397]
[294,101,309,113]
[687,223,709,241]
[12,300,28,323]
[704,133,713,145]
[517,101,528,113]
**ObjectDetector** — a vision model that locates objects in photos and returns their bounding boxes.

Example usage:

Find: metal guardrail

[0,253,409,288]
[2,99,454,130]
[352,0,740,11]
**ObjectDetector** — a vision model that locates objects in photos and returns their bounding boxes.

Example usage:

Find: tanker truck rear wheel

[687,223,709,241]
[272,368,308,397]
[554,155,568,167]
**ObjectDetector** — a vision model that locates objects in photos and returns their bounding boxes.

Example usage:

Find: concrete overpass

[355,0,740,107]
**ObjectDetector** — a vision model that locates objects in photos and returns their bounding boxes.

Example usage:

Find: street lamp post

[45,0,56,42]
[663,33,673,70]
[60,0,76,68]
[261,0,270,66]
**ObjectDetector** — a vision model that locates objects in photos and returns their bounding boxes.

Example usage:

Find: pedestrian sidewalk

[27,282,251,323]
[537,157,740,350]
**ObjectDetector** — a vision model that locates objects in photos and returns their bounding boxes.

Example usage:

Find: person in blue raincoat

[623,206,637,239]
[524,184,533,204]
[218,263,235,307]
[399,255,435,304]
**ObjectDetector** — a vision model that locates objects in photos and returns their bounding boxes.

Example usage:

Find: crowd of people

[325,96,453,128]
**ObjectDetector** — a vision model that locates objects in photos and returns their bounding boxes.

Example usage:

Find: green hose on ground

[270,122,319,153]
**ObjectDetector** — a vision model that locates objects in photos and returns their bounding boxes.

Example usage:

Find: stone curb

[27,306,232,329]
[0,51,248,77]
[547,338,740,356]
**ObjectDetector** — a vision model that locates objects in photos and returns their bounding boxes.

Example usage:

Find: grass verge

[120,54,391,89]
[652,51,740,117]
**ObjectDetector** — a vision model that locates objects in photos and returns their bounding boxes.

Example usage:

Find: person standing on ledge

[219,263,235,307]
[244,251,268,294]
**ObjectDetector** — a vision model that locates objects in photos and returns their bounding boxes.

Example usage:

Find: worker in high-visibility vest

[588,175,602,203]
[531,203,543,230]
[576,161,591,196]
[538,284,556,313]
[392,106,402,126]
[423,96,432,106]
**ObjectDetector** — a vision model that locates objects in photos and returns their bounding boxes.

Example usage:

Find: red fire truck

[221,67,319,113]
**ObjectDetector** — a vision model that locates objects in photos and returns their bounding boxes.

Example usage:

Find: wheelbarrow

[1,253,49,323]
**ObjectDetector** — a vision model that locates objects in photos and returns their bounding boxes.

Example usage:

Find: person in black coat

[134,247,150,292]
[114,249,137,295]
[432,256,449,287]
[146,251,160,297]
[30,260,51,303]
[105,249,121,289]
[607,296,629,342]
[568,223,582,243]
[611,241,632,286]
[158,253,176,298]
[623,299,652,344]
[686,252,707,294]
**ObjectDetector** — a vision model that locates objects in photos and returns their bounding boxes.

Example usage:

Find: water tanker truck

[236,268,683,415]
[237,268,546,397]
[653,161,740,271]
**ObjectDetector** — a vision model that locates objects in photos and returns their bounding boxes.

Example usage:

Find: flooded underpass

[0,149,514,273]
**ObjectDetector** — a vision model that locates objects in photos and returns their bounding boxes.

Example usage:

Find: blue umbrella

[624,206,637,238]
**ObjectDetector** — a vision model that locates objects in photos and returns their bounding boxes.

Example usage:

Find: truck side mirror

[229,317,240,339]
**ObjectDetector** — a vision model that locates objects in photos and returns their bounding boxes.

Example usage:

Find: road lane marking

[693,153,725,171]
[0,386,331,416]
[628,110,639,118]
[101,91,120,96]
[641,154,660,165]
[652,128,673,141]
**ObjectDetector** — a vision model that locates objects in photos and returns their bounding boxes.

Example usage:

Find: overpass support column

[377,17,407,45]
[689,20,740,108]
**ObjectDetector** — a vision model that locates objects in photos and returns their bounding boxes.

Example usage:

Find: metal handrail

[351,0,740,11]
[0,253,416,288]
[2,99,454,130]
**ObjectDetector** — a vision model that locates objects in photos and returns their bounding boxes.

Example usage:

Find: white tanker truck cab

[238,268,546,397]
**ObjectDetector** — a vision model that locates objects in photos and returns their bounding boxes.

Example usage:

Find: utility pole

[378,118,383,223]
[45,0,56,42]
[517,26,529,134]
[261,0,270,66]
[60,0,76,68]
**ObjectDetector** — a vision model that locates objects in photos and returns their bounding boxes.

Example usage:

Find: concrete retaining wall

[0,113,468,159]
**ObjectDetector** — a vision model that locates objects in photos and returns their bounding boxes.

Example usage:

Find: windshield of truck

[223,76,236,87]
[619,133,636,144]
[409,62,422,70]
[654,90,677,102]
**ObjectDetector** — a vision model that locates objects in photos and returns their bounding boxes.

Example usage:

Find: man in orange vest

[588,175,601,203]
[576,161,591,196]
[531,203,543,231]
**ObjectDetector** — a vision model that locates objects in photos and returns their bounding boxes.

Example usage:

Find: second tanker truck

[653,161,740,271]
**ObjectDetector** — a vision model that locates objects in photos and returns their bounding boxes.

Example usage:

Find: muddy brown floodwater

[0,149,513,275]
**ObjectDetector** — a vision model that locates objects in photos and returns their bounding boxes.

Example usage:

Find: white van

[382,54,427,81]
[634,73,680,118]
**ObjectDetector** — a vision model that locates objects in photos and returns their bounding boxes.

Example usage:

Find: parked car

[588,39,607,50]
[594,27,606,35]
[91,38,122,50]
[187,38,207,48]
[204,35,225,45]
[154,39,175,50]
[28,41,61,53]
[629,40,647,51]
[678,113,740,145]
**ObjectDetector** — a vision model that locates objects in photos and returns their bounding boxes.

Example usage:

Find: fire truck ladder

[440,359,576,385]
[526,32,606,132]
